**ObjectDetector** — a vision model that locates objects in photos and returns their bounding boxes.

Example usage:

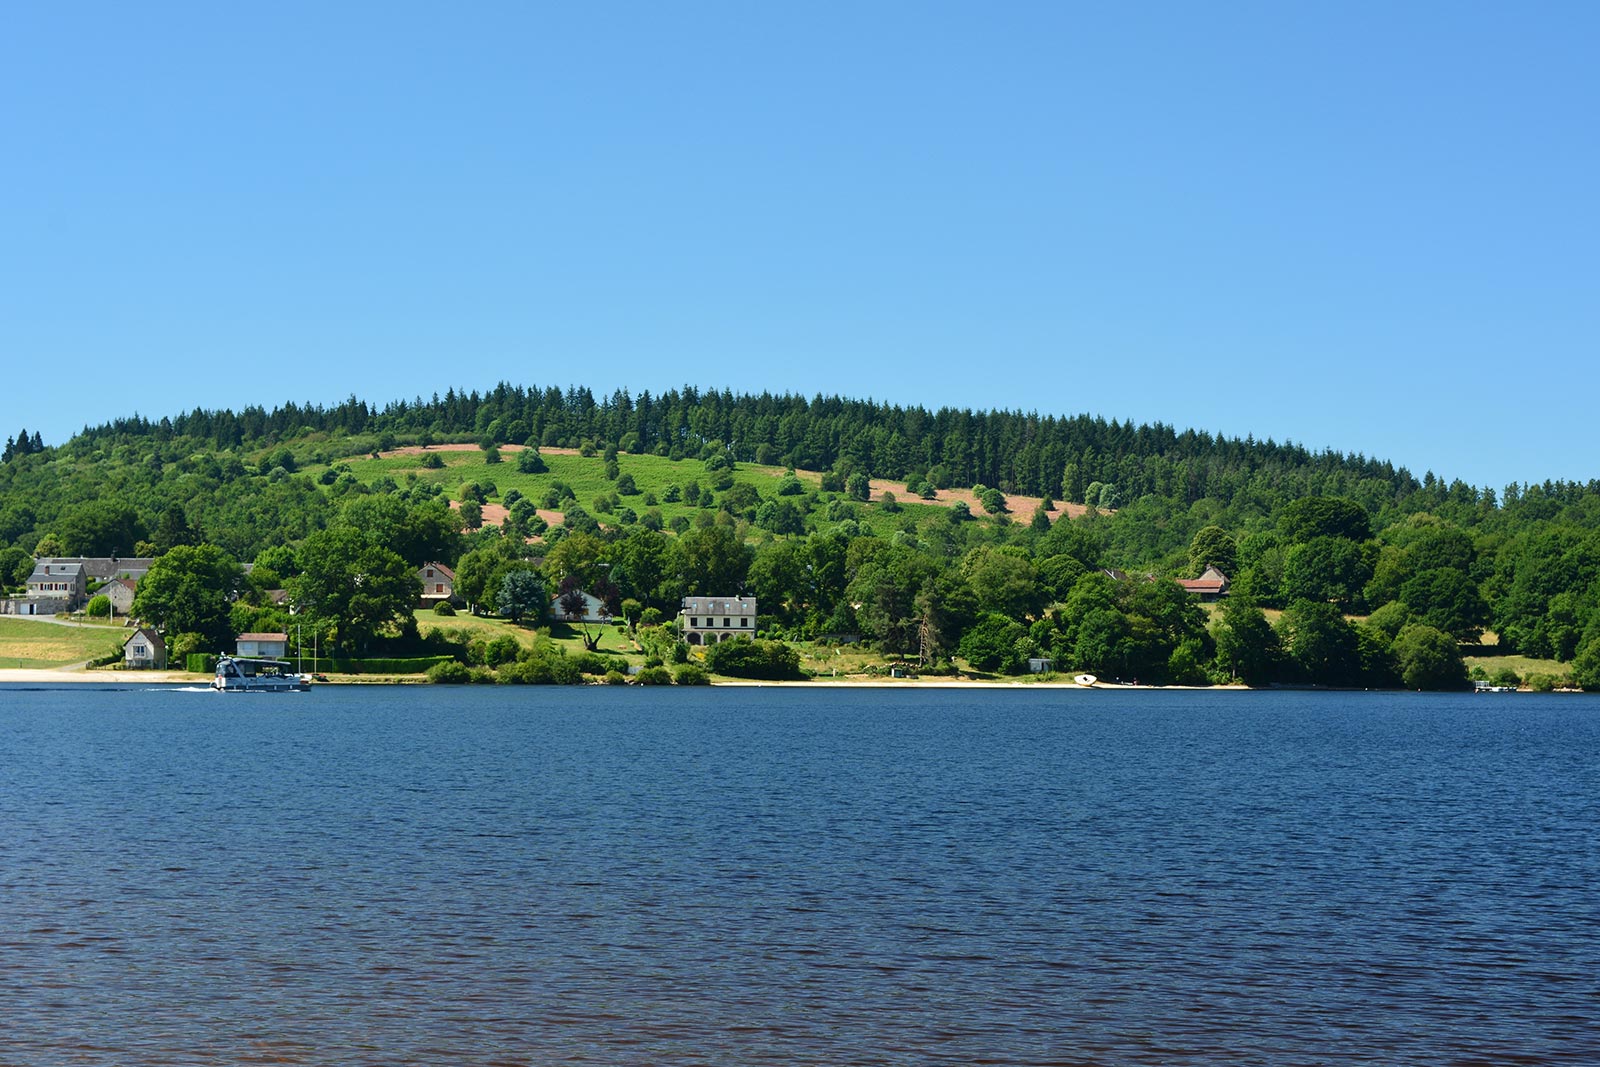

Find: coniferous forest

[3,384,1599,689]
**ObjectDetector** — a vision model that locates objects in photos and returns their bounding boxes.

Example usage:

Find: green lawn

[0,618,128,669]
[414,608,640,660]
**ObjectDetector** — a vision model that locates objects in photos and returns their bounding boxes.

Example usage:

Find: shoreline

[0,666,1238,691]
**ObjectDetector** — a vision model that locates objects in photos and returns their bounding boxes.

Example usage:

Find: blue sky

[4,2,1596,490]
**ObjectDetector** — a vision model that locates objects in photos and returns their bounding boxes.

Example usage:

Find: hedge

[318,656,458,674]
[186,653,219,674]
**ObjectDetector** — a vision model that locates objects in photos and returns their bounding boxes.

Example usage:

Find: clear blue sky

[4,2,1596,491]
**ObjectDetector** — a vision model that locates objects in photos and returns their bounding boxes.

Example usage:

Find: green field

[332,445,969,539]
[0,618,127,669]
[1462,652,1569,682]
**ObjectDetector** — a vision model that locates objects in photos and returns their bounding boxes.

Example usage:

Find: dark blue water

[2,685,1597,1065]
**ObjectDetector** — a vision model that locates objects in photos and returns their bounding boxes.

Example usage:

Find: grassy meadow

[0,618,126,669]
[331,444,992,540]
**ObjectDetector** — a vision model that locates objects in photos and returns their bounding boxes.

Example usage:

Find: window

[690,618,698,628]
[723,617,731,627]
[435,584,444,593]
[741,617,749,627]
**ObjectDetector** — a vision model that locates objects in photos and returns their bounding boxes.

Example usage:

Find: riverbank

[0,665,1245,690]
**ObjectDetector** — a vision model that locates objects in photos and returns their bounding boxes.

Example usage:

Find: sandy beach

[0,668,196,685]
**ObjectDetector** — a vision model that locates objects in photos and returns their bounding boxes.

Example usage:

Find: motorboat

[213,655,311,692]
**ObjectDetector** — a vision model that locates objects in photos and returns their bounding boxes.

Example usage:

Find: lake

[2,684,1597,1065]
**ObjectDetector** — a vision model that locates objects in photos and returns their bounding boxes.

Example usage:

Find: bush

[703,638,803,680]
[674,664,711,686]
[485,634,521,666]
[422,453,444,469]
[636,666,673,685]
[86,595,110,618]
[604,669,628,685]
[185,652,218,674]
[427,660,472,684]
[1526,672,1563,692]
[433,601,457,616]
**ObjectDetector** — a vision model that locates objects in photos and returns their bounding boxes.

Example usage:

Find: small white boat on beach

[1074,673,1098,687]
[213,655,310,692]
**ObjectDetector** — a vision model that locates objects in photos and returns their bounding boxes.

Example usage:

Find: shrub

[422,452,444,469]
[1490,666,1522,688]
[674,664,710,686]
[86,595,110,618]
[484,634,521,666]
[1526,672,1561,692]
[185,652,218,674]
[427,660,472,684]
[703,637,803,680]
[433,601,457,616]
[604,670,628,685]
[636,666,673,685]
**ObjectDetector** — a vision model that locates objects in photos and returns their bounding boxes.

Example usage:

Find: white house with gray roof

[680,596,757,645]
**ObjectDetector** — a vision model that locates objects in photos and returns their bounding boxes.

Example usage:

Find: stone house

[418,562,457,608]
[103,578,138,616]
[25,561,87,610]
[680,596,757,645]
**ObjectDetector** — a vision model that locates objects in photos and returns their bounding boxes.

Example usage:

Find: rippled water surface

[3,685,1598,1064]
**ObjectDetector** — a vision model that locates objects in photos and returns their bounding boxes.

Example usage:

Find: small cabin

[123,628,167,670]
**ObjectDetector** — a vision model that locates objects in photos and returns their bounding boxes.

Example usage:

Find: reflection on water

[2,685,1598,1064]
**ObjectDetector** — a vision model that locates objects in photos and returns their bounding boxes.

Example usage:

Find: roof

[28,561,85,582]
[237,632,288,642]
[32,557,154,581]
[124,627,165,650]
[419,561,456,580]
[1177,579,1227,593]
[681,596,756,613]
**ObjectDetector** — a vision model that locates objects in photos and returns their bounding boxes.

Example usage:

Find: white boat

[1074,673,1098,687]
[213,655,310,692]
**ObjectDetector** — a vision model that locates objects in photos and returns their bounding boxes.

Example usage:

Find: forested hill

[70,383,1444,509]
[6,381,1600,685]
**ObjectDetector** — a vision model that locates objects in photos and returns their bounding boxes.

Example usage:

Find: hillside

[2,384,1599,688]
